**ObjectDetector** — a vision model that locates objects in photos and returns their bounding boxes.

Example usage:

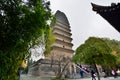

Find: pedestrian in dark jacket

[91,69,96,80]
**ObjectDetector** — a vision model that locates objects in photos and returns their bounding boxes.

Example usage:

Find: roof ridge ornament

[111,3,116,6]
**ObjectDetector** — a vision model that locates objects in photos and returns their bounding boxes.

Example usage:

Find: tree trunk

[56,73,62,79]
[93,60,100,80]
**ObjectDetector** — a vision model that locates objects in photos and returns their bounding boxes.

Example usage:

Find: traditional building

[28,10,75,77]
[91,3,120,32]
[46,10,74,59]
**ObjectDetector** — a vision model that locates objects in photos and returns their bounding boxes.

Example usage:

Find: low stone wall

[28,59,57,77]
[28,59,70,77]
[28,59,79,78]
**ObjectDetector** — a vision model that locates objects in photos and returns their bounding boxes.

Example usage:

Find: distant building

[46,10,74,59]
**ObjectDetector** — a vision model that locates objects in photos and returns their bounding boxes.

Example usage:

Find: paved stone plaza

[20,74,120,80]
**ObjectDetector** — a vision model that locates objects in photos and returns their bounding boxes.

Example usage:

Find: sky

[49,0,120,50]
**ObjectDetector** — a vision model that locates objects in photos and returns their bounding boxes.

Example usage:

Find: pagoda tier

[54,39,73,48]
[55,10,70,26]
[56,23,71,32]
[54,33,73,42]
[52,45,74,54]
[91,3,120,32]
[53,27,72,36]
[51,22,71,32]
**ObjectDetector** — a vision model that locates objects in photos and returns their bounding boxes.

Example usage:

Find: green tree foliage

[73,37,117,80]
[102,38,120,66]
[0,0,53,80]
[73,37,116,67]
[44,27,56,55]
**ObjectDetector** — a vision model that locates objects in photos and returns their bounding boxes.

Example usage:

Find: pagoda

[28,10,75,77]
[47,10,74,59]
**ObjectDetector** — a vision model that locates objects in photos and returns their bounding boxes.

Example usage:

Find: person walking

[111,70,117,78]
[80,69,84,78]
[91,69,96,80]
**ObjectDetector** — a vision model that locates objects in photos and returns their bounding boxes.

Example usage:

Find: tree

[72,37,116,80]
[102,38,120,67]
[29,27,55,61]
[44,27,56,55]
[50,54,72,79]
[0,0,53,80]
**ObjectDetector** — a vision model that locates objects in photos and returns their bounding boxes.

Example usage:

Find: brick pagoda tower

[47,10,74,59]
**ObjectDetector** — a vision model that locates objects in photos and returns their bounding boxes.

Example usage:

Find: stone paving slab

[21,74,120,80]
[69,77,120,80]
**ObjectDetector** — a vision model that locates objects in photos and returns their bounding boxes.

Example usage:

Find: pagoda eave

[55,39,73,46]
[54,33,72,41]
[91,3,120,32]
[52,46,74,53]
